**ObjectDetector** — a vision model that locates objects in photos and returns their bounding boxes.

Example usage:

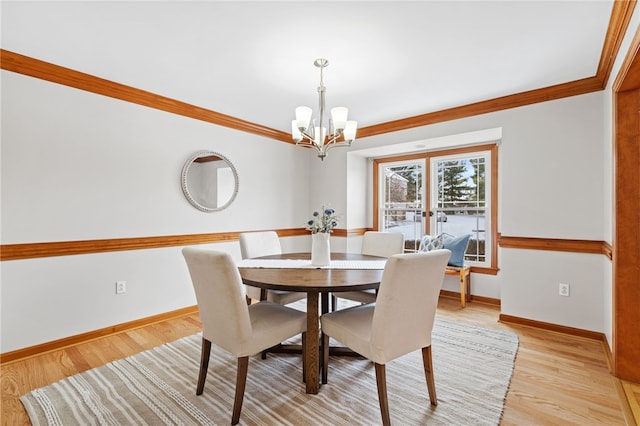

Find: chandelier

[291,58,357,160]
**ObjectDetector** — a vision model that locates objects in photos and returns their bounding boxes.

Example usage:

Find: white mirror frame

[181,150,239,212]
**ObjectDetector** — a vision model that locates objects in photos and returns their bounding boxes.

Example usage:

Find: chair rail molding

[2,231,613,261]
[497,234,612,260]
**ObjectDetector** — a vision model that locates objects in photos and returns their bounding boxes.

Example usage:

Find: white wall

[3,15,637,354]
[0,72,615,353]
[313,92,609,330]
[0,71,313,352]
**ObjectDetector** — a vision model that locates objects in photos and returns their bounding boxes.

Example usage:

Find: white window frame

[430,150,492,268]
[373,143,498,274]
[377,159,426,252]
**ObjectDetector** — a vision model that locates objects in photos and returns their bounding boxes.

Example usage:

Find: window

[374,144,498,273]
[432,152,490,265]
[378,160,425,252]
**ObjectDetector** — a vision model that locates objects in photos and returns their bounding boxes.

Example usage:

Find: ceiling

[2,1,615,137]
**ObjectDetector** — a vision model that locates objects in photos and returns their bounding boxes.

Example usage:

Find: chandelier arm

[300,129,314,140]
[296,131,324,152]
[324,139,353,153]
[296,139,322,152]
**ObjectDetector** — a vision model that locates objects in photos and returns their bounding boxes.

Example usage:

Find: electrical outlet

[116,281,127,294]
[559,282,570,297]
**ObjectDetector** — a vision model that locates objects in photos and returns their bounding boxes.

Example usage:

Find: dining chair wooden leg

[196,338,212,395]
[321,332,330,384]
[231,356,249,425]
[331,294,338,311]
[421,345,438,406]
[374,363,391,426]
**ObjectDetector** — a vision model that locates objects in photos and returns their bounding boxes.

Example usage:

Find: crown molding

[1,2,634,143]
[0,49,292,143]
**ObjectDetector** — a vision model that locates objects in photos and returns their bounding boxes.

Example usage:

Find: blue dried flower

[306,205,339,234]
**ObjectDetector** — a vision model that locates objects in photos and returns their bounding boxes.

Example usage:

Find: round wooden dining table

[238,252,385,394]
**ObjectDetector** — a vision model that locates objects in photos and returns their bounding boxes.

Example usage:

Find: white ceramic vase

[311,232,331,266]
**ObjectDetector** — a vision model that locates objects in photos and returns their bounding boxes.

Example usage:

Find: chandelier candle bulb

[314,126,326,146]
[295,106,312,130]
[331,107,348,130]
[344,120,358,142]
[291,120,302,142]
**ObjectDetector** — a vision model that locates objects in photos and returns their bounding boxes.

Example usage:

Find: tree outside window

[434,156,487,263]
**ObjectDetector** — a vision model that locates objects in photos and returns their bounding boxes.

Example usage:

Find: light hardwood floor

[1,297,638,425]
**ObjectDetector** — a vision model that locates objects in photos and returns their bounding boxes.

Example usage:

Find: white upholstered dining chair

[321,250,451,426]
[332,231,404,309]
[182,247,307,425]
[239,231,306,305]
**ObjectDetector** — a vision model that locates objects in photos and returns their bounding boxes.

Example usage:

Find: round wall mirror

[181,151,239,212]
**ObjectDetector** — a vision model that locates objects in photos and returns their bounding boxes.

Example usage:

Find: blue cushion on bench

[442,234,471,267]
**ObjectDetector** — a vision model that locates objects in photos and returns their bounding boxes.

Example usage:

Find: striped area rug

[21,318,518,425]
